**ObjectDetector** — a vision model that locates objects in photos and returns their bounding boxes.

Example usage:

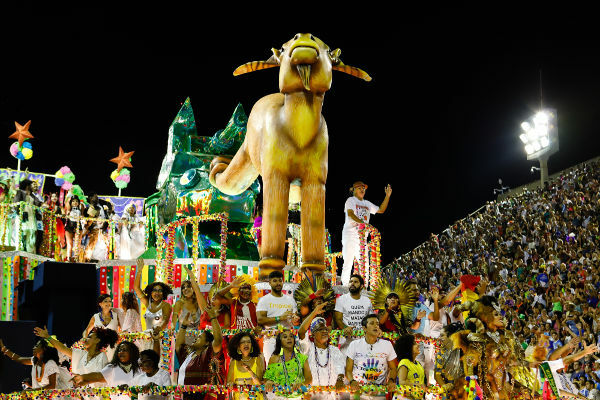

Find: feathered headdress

[229,274,259,304]
[368,270,417,316]
[293,274,335,317]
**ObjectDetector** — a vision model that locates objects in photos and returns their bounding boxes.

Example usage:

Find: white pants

[341,233,368,286]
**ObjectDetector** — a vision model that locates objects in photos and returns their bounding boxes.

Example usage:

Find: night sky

[2,5,600,265]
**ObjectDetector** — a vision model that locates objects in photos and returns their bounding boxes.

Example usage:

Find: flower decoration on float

[54,166,76,191]
[110,167,131,189]
[9,140,33,160]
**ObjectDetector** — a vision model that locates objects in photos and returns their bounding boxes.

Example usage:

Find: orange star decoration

[109,146,134,172]
[9,121,34,146]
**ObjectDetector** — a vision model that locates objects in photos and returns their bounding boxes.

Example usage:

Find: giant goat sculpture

[209,33,370,279]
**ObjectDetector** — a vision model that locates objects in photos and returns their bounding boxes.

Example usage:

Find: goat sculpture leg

[300,180,326,274]
[209,146,258,196]
[259,172,290,279]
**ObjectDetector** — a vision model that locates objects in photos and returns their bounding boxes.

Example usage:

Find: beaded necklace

[99,309,112,325]
[313,344,331,385]
[280,350,301,387]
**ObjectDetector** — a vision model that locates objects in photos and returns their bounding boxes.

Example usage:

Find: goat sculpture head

[234,33,371,94]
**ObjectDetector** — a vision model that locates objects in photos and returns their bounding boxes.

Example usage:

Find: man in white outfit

[341,181,392,286]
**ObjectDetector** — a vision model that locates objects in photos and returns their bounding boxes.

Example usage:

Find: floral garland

[0,384,447,400]
[155,213,229,282]
[358,224,381,290]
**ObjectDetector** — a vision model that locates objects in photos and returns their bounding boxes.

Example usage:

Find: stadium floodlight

[518,108,559,188]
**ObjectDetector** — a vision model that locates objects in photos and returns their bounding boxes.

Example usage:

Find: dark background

[2,5,600,265]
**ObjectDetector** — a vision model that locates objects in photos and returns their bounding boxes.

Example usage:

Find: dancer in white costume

[341,181,392,285]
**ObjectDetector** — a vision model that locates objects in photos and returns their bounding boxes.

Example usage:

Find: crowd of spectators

[391,160,600,398]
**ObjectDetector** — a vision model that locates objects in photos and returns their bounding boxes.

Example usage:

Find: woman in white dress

[34,326,119,390]
[119,291,143,333]
[84,294,121,361]
[72,341,142,400]
[119,203,146,260]
[0,338,71,390]
[134,259,172,335]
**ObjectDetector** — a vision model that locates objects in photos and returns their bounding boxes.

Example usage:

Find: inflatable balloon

[9,141,33,160]
[209,33,370,279]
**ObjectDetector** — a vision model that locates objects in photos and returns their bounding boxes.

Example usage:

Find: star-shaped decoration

[9,121,34,146]
[109,146,134,171]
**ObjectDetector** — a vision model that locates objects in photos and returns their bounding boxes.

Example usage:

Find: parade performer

[257,271,297,361]
[394,334,425,400]
[64,196,83,261]
[130,349,172,400]
[84,294,121,360]
[0,337,71,390]
[176,265,203,335]
[134,259,173,335]
[369,272,417,334]
[297,306,346,399]
[341,182,391,285]
[293,273,335,327]
[217,275,260,330]
[71,341,141,397]
[119,202,145,259]
[176,305,225,400]
[439,296,538,400]
[226,332,265,400]
[264,329,312,400]
[82,192,107,262]
[34,326,118,388]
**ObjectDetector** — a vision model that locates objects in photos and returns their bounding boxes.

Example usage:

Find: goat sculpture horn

[332,63,372,81]
[233,50,280,76]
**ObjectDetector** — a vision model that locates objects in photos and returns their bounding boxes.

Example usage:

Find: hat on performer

[352,181,368,189]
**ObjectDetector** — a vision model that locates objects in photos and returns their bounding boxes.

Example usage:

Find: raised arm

[429,287,440,322]
[134,258,149,308]
[182,264,208,311]
[0,338,32,365]
[216,276,246,303]
[563,343,598,366]
[33,326,72,358]
[207,306,223,353]
[376,184,392,214]
[298,302,328,340]
[440,284,462,307]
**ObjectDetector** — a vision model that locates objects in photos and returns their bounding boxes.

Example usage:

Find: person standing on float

[341,181,391,286]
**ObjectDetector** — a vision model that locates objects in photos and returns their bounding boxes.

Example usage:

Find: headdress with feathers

[293,274,335,317]
[229,274,259,304]
[367,271,417,332]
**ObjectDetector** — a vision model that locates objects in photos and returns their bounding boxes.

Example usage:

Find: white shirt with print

[347,338,397,385]
[342,197,379,237]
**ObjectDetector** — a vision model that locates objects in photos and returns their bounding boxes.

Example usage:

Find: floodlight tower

[518,108,559,189]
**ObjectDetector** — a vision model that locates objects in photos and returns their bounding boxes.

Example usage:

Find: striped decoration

[0,256,40,321]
